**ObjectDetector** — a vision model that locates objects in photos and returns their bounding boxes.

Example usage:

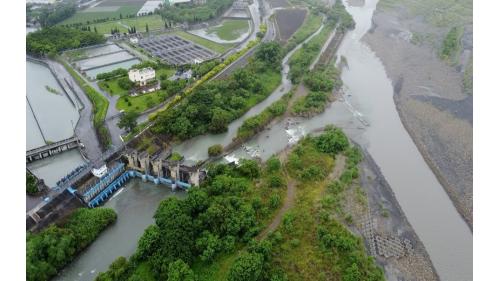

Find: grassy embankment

[59,58,111,148]
[207,19,250,41]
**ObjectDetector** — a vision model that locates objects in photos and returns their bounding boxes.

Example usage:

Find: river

[181,0,472,280]
[54,180,186,281]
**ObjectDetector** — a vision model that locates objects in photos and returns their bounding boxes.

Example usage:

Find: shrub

[208,144,223,157]
[26,172,38,195]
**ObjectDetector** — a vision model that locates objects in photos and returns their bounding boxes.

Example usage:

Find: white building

[128,67,156,86]
[130,37,139,44]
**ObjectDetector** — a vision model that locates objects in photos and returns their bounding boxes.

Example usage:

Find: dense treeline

[160,0,234,24]
[96,68,128,81]
[27,208,117,281]
[96,157,287,280]
[151,42,283,140]
[27,27,105,56]
[38,2,77,27]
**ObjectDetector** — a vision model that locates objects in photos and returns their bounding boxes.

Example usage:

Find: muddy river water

[179,0,472,280]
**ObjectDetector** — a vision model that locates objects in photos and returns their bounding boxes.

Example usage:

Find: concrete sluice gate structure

[27,147,206,231]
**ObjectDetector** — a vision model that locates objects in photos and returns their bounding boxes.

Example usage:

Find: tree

[255,42,283,68]
[167,259,195,281]
[136,225,161,260]
[228,252,264,281]
[146,23,149,33]
[26,172,38,195]
[118,111,139,132]
[208,144,223,157]
[238,159,260,179]
[314,127,349,155]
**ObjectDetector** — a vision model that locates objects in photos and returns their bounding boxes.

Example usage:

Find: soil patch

[276,9,307,42]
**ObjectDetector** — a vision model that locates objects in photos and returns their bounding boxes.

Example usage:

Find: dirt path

[257,152,346,240]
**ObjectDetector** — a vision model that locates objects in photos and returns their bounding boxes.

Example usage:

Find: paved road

[46,60,103,161]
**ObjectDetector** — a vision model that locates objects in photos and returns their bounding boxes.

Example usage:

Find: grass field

[173,31,234,54]
[60,5,142,26]
[207,19,250,41]
[82,15,165,35]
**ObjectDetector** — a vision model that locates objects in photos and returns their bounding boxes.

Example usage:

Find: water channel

[26,60,86,187]
[54,180,186,281]
[179,0,472,280]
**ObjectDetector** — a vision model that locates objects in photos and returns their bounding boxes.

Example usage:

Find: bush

[96,68,127,80]
[208,144,223,157]
[117,77,134,90]
[228,252,264,281]
[26,172,38,195]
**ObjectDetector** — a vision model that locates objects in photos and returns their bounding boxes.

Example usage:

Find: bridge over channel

[26,136,81,163]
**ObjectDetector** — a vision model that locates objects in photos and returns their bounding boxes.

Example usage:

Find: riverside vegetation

[151,42,283,140]
[27,208,117,281]
[95,127,384,280]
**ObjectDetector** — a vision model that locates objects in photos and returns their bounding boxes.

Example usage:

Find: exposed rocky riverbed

[362,0,473,229]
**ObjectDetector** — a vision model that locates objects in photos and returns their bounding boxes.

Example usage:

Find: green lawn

[172,31,234,54]
[207,19,250,41]
[60,5,142,26]
[98,79,128,96]
[117,91,168,113]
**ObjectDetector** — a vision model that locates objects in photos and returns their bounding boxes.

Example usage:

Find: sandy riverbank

[361,1,473,229]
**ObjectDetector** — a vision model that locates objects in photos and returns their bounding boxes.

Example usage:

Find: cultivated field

[84,15,165,34]
[275,8,307,42]
[60,0,147,25]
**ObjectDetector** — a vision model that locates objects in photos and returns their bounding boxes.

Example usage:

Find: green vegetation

[118,111,140,132]
[73,15,166,35]
[285,11,323,52]
[151,42,283,140]
[37,1,77,27]
[173,31,233,54]
[117,92,167,113]
[96,68,128,81]
[207,19,250,41]
[96,155,287,281]
[292,62,342,116]
[236,92,291,141]
[95,128,382,281]
[26,172,38,195]
[266,128,384,281]
[59,5,142,26]
[440,26,463,63]
[160,0,234,24]
[59,58,110,148]
[44,85,61,95]
[170,152,184,162]
[27,208,117,281]
[26,27,105,56]
[208,144,224,157]
[288,24,334,83]
[463,56,473,95]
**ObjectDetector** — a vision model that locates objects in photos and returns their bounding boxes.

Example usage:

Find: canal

[54,180,186,281]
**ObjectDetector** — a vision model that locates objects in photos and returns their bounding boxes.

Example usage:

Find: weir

[26,136,81,163]
[78,162,192,208]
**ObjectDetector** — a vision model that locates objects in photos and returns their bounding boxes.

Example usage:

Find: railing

[26,136,79,156]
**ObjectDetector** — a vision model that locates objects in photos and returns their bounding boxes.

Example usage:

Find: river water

[181,0,472,280]
[54,180,186,281]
